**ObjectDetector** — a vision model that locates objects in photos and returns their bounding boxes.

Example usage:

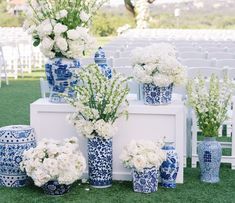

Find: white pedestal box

[30,98,185,183]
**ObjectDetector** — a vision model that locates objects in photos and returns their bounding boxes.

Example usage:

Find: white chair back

[216,59,235,68]
[112,57,132,68]
[180,59,214,67]
[178,52,207,59]
[207,52,235,60]
[187,67,223,79]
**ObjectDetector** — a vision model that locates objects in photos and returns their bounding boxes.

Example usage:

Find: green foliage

[91,12,135,36]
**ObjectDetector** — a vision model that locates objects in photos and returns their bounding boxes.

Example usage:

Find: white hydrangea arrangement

[65,64,131,139]
[132,43,186,87]
[20,137,86,187]
[187,74,234,137]
[120,140,166,172]
[23,0,107,59]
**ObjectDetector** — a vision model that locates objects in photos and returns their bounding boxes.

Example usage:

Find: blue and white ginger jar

[160,143,179,188]
[88,136,112,188]
[94,47,112,79]
[132,167,158,193]
[198,137,222,183]
[143,83,173,105]
[45,57,81,103]
[0,125,37,187]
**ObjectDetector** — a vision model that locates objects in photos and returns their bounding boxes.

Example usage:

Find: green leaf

[33,39,40,47]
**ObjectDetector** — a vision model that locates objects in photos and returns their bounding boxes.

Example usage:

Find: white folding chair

[0,46,9,87]
[180,59,215,67]
[216,59,235,68]
[112,57,132,68]
[40,78,50,98]
[187,67,223,79]
[207,52,235,60]
[178,52,207,59]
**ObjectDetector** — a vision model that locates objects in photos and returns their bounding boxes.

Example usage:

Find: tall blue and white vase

[143,83,173,105]
[94,47,112,79]
[160,143,179,188]
[198,137,222,183]
[0,125,37,187]
[88,136,112,188]
[45,57,81,103]
[132,167,158,193]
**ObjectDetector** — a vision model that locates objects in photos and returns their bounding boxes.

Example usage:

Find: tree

[124,0,156,28]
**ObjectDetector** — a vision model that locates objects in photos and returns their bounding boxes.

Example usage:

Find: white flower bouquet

[187,74,234,137]
[65,64,131,139]
[20,137,86,187]
[24,0,107,59]
[132,43,185,87]
[120,140,166,172]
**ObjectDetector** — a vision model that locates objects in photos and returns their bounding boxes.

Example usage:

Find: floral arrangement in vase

[187,74,234,183]
[120,140,165,193]
[132,43,185,105]
[20,137,86,195]
[64,64,131,188]
[23,0,107,103]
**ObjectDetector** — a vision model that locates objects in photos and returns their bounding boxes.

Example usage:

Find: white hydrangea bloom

[20,137,86,187]
[54,23,68,35]
[80,11,90,22]
[120,140,166,172]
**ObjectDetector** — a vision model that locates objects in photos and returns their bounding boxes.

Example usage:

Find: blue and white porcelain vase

[160,143,179,188]
[198,137,222,183]
[88,136,112,188]
[94,47,112,79]
[45,57,81,103]
[143,83,173,105]
[0,125,37,187]
[132,167,158,193]
[42,180,71,195]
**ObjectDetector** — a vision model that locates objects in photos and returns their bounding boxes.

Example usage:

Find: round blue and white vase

[45,57,81,103]
[160,143,179,188]
[88,136,112,188]
[94,47,112,79]
[132,167,158,193]
[198,137,222,183]
[42,180,71,195]
[143,83,173,105]
[0,125,37,187]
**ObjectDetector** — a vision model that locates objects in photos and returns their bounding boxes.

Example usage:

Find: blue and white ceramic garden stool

[94,47,112,79]
[0,125,37,187]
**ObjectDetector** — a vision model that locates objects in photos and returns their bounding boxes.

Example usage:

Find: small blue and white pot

[160,143,179,188]
[198,137,222,183]
[143,83,173,105]
[88,136,112,188]
[45,57,81,103]
[0,125,37,187]
[94,47,112,79]
[42,180,71,195]
[132,167,158,193]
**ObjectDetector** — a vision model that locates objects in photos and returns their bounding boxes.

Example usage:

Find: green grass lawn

[1,71,235,203]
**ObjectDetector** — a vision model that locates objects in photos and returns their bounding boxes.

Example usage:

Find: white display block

[30,98,185,183]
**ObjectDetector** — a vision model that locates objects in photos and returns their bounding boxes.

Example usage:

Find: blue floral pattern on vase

[132,167,158,193]
[94,47,112,79]
[143,83,173,105]
[88,136,112,188]
[42,180,71,195]
[198,137,222,183]
[45,57,81,103]
[160,143,179,188]
[0,125,37,187]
